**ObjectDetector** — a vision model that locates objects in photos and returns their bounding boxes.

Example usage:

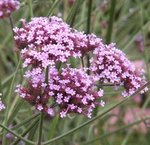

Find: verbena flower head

[16,66,104,118]
[0,0,20,19]
[90,43,147,97]
[13,17,102,68]
[14,16,148,118]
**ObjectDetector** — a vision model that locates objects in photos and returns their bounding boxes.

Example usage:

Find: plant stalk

[106,0,116,44]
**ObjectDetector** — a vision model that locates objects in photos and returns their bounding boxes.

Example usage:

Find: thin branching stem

[47,0,60,17]
[106,0,116,44]
[81,55,85,68]
[86,0,92,74]
[12,117,40,145]
[28,0,33,18]
[0,124,35,145]
[8,15,15,36]
[37,113,44,145]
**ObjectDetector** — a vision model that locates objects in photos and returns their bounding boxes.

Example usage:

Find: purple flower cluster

[14,16,147,118]
[14,17,102,68]
[90,43,147,97]
[16,66,104,118]
[0,0,20,19]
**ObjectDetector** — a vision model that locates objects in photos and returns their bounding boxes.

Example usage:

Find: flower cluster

[0,0,20,19]
[90,43,147,97]
[16,66,104,118]
[14,16,148,118]
[13,16,102,68]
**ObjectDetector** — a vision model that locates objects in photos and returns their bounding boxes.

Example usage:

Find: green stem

[37,113,44,145]
[0,124,35,145]
[46,67,49,84]
[139,1,150,109]
[66,0,83,27]
[86,0,92,34]
[2,59,21,144]
[86,0,92,74]
[8,15,19,64]
[121,130,132,145]
[8,15,15,36]
[12,117,40,145]
[81,55,85,68]
[0,113,39,136]
[28,0,33,18]
[106,0,116,44]
[36,67,49,145]
[47,0,60,17]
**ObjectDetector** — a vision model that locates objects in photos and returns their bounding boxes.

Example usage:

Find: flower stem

[86,0,92,34]
[66,0,83,27]
[8,15,19,64]
[37,66,49,144]
[81,55,85,68]
[2,59,21,145]
[46,67,49,84]
[28,0,33,18]
[37,112,44,145]
[86,0,92,74]
[47,0,60,17]
[8,15,15,36]
[106,0,116,44]
[0,124,35,144]
[12,117,39,145]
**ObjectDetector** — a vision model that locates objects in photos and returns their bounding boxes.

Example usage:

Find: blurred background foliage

[0,0,150,145]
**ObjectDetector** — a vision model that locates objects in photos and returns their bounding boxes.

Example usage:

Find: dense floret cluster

[16,66,104,118]
[90,43,147,97]
[14,16,148,118]
[14,17,102,68]
[0,0,20,19]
